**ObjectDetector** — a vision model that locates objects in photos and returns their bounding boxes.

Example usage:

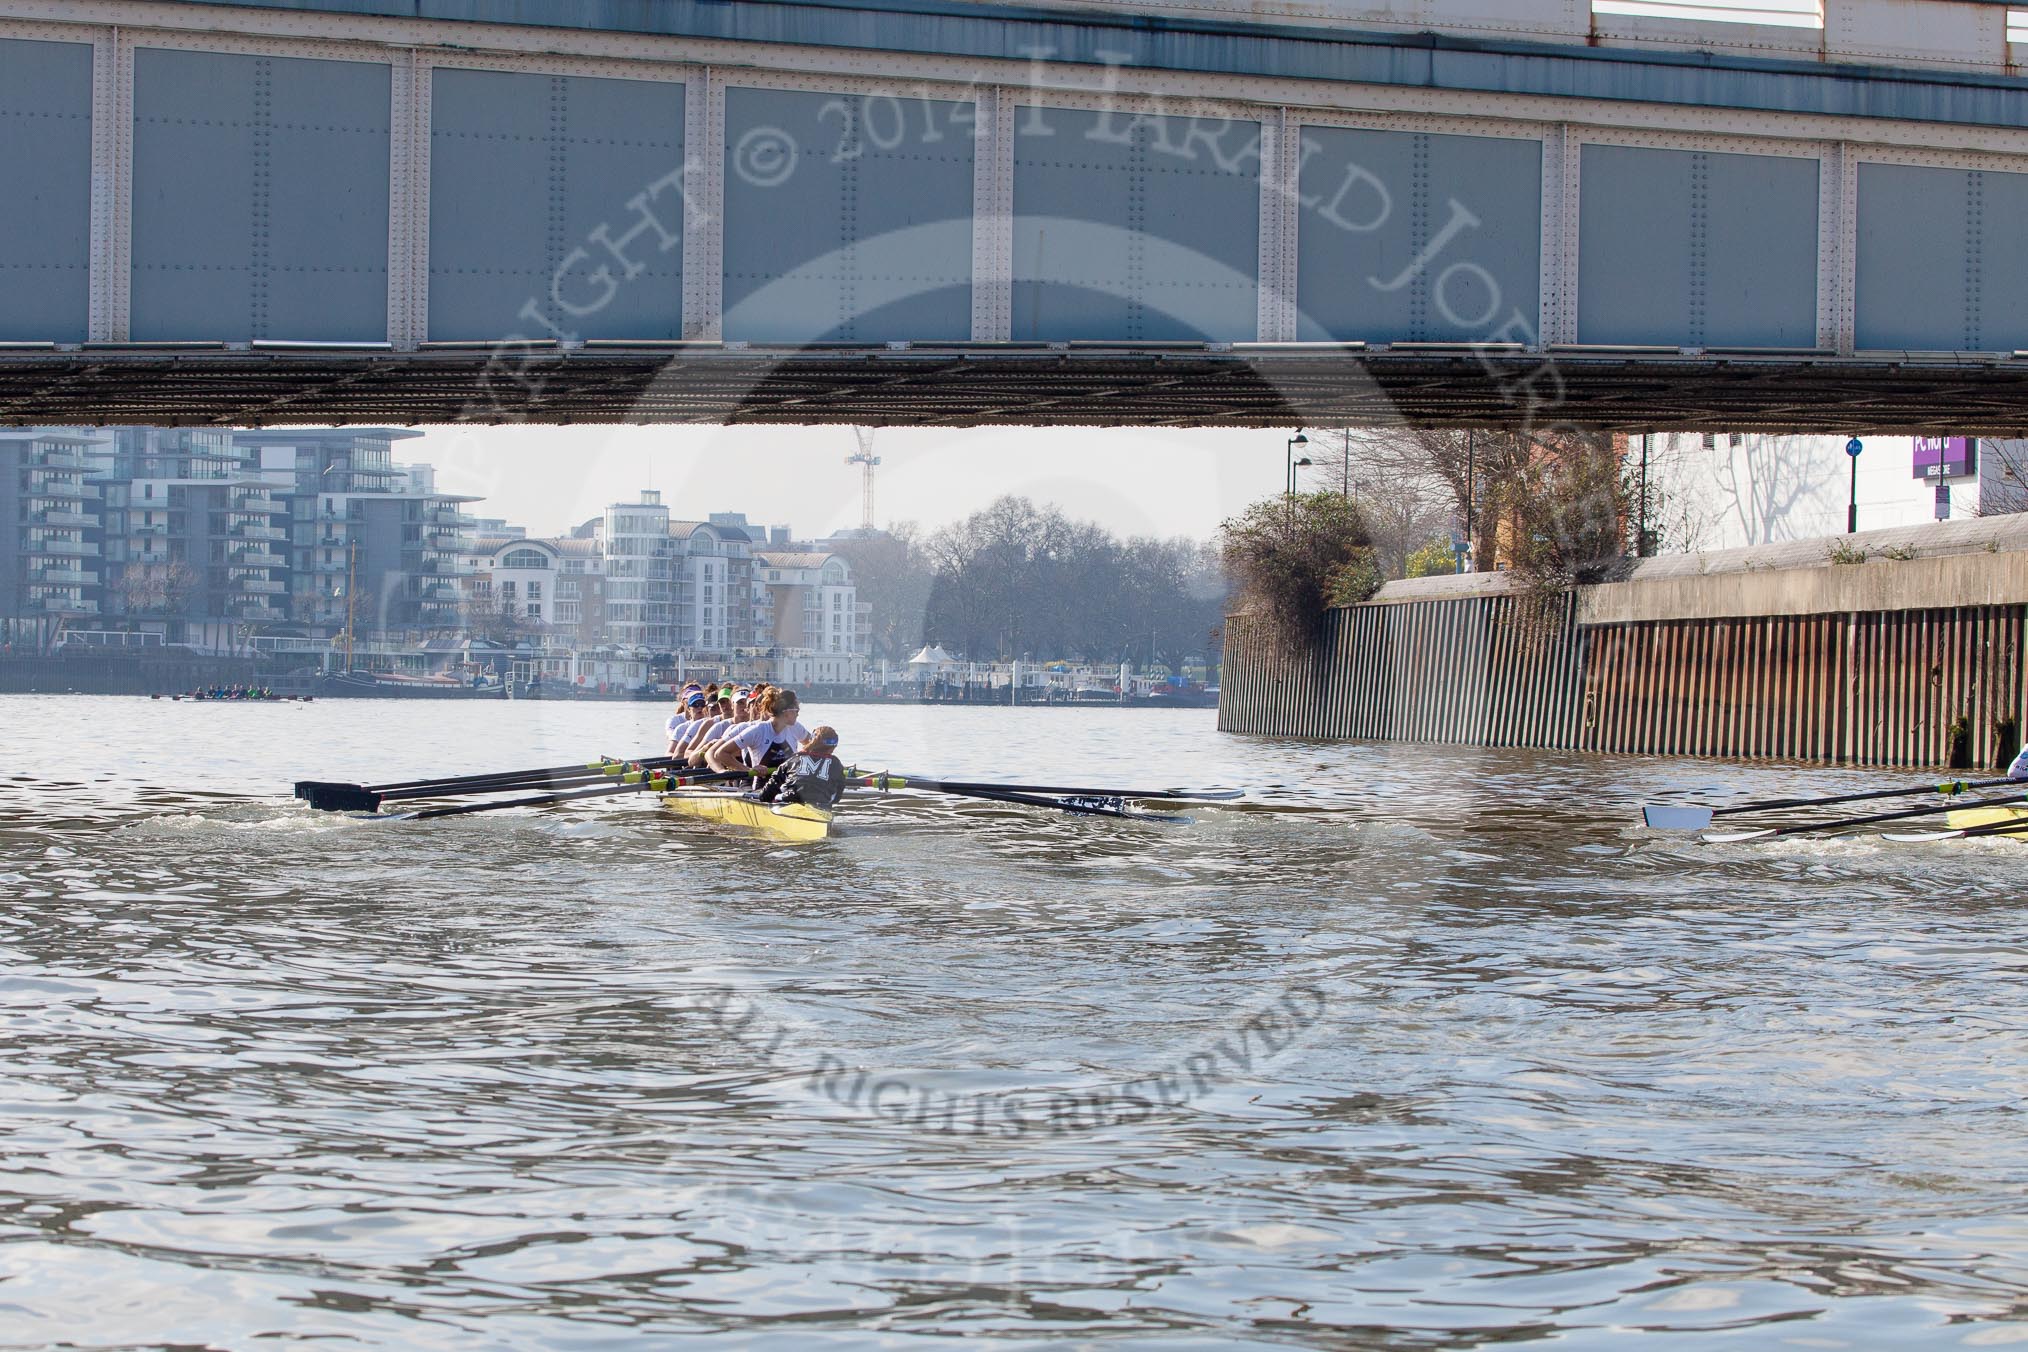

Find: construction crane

[845,427,880,532]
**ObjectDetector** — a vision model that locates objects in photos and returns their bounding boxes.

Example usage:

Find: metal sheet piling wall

[1222,599,2028,769]
[1220,593,1584,749]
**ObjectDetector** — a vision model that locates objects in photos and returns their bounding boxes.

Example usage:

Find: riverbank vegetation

[829,496,1226,668]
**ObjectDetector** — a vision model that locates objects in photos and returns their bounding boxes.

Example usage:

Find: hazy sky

[407,425,1305,542]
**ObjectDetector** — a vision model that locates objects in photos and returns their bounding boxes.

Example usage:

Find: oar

[364,770,749,822]
[1883,812,2028,843]
[946,785,1193,823]
[371,754,682,796]
[375,760,718,803]
[851,770,1241,801]
[298,755,685,811]
[1703,792,2028,844]
[1645,776,2016,831]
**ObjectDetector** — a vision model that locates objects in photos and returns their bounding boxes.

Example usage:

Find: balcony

[32,448,93,470]
[23,596,98,615]
[26,480,97,502]
[232,491,283,513]
[33,507,96,528]
[234,576,287,595]
[311,559,346,573]
[422,582,462,602]
[37,567,98,586]
[233,548,286,567]
[229,599,285,620]
[230,523,287,543]
[33,539,99,558]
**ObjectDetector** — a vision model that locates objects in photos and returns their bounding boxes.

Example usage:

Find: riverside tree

[834,496,1227,669]
[1219,492,1379,657]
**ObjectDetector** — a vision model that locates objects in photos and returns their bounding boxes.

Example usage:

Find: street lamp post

[1846,437,1864,533]
[1285,432,1311,496]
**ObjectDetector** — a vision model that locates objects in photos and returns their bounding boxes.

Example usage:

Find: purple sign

[1913,436,1974,479]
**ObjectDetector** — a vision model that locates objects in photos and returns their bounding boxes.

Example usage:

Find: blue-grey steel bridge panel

[1295,126,1540,344]
[1579,144,1817,348]
[722,86,973,344]
[131,48,389,342]
[158,0,2028,132]
[1856,162,2028,351]
[0,39,93,343]
[430,68,685,341]
[1012,106,1259,341]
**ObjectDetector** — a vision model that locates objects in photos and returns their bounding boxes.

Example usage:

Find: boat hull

[660,793,832,842]
[1947,804,2028,833]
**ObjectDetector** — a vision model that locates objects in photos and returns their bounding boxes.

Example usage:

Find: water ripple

[0,695,2024,1345]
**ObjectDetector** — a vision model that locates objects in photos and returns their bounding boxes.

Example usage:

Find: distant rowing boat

[156,692,309,703]
[661,792,833,842]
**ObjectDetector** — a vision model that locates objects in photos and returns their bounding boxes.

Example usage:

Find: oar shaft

[377,759,702,802]
[371,755,677,796]
[1713,776,2014,818]
[398,773,726,820]
[1768,790,2028,836]
[934,784,1190,822]
[853,770,1216,800]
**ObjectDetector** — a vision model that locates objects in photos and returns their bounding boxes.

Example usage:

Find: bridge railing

[991,0,2024,73]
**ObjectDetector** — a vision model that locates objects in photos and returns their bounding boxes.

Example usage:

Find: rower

[705,688,809,773]
[756,725,845,810]
[676,694,732,764]
[2011,744,2028,780]
[666,689,709,756]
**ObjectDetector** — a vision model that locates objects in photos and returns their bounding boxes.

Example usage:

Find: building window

[501,581,516,599]
[526,581,541,600]
[1701,433,1717,450]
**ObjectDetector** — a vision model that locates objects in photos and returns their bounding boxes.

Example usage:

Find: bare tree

[1975,439,2028,518]
[1298,429,1456,578]
[113,560,199,617]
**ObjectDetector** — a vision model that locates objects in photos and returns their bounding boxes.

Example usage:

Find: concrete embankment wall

[0,653,270,696]
[1221,516,2028,769]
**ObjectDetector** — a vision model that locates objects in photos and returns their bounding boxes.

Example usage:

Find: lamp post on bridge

[1846,437,1864,533]
[1285,432,1311,497]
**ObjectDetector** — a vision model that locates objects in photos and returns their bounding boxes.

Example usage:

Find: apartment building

[1,425,480,649]
[0,429,111,639]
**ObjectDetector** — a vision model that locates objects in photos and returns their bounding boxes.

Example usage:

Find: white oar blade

[1882,829,1964,843]
[1702,828,1777,844]
[1644,805,1714,831]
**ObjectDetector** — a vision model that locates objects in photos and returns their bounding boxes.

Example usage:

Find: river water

[1,693,2024,1347]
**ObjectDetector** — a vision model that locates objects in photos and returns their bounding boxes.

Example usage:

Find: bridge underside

[2,348,2026,433]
